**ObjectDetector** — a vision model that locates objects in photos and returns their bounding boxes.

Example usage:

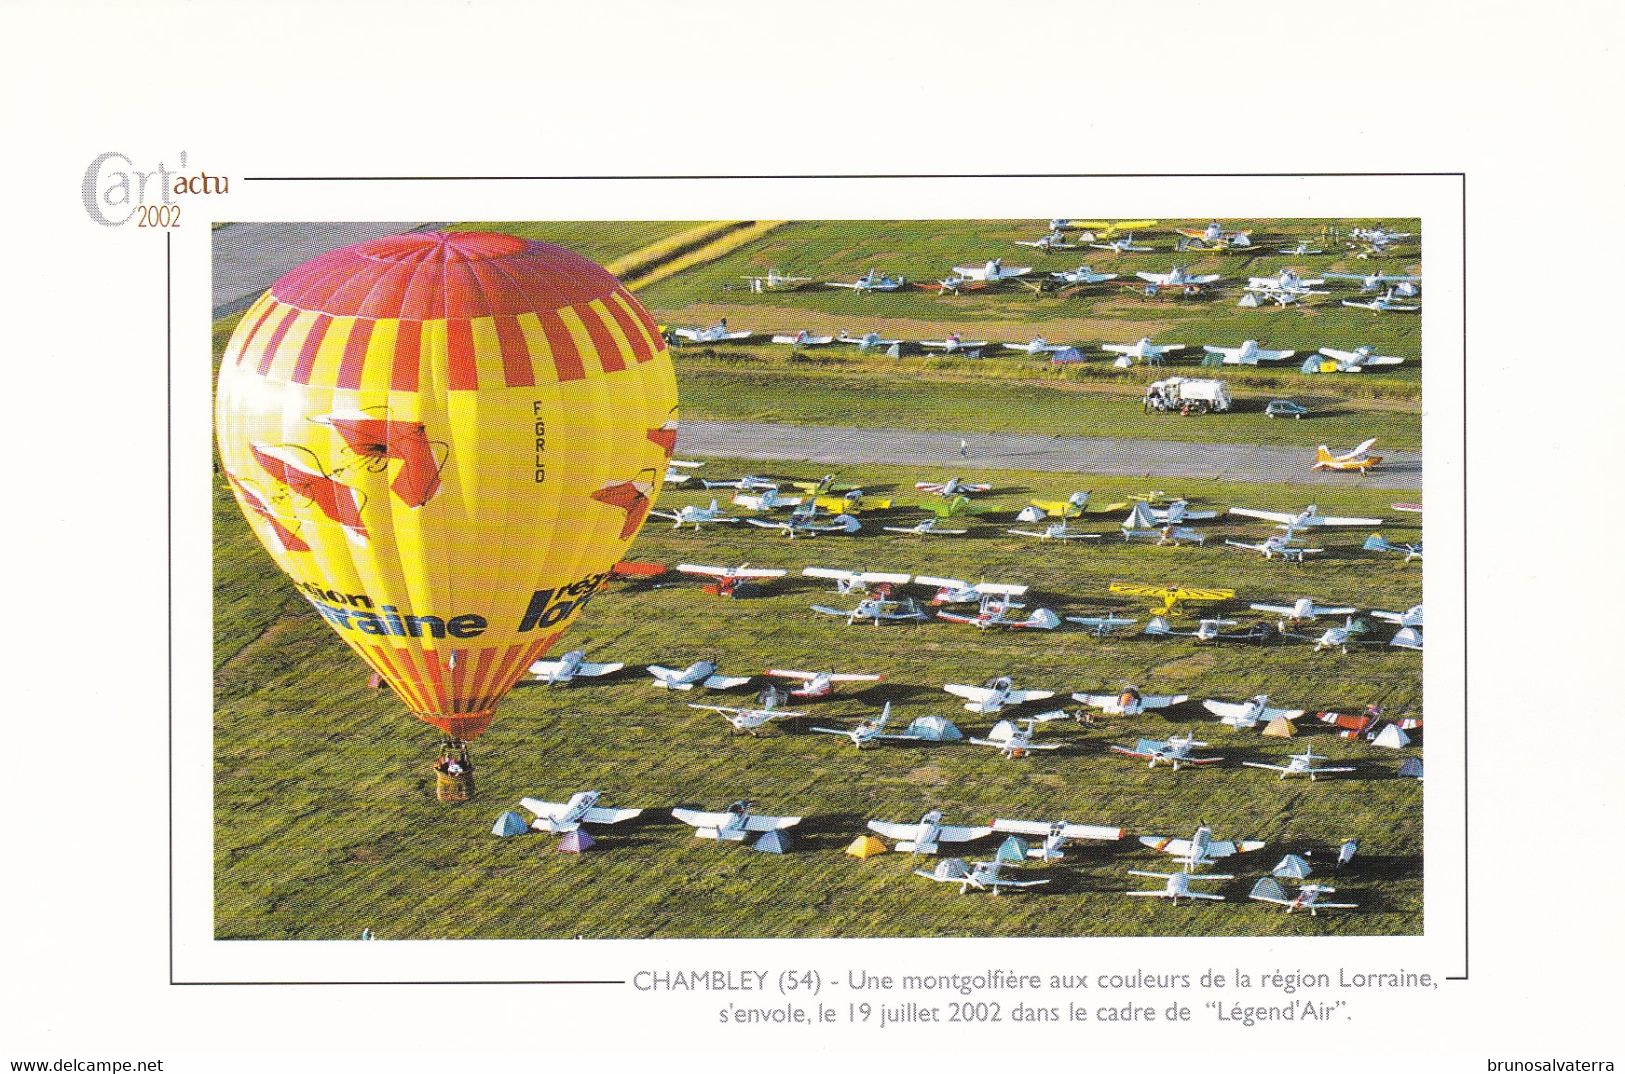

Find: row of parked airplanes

[512,790,1366,908]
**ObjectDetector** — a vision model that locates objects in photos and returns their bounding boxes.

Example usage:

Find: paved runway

[677,420,1422,489]
[212,221,439,316]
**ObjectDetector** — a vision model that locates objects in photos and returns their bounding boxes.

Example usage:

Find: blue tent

[1300,356,1324,374]
[996,835,1030,864]
[754,829,793,854]
[491,811,529,837]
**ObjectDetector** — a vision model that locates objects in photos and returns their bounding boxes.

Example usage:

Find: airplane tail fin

[1315,446,1334,465]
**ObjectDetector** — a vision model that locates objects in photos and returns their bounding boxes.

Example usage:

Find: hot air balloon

[216,231,679,797]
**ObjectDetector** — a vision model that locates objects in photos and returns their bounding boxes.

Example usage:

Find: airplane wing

[808,726,855,737]
[582,806,642,825]
[1143,694,1189,709]
[866,820,920,841]
[1314,513,1383,527]
[701,674,753,690]
[991,819,1055,838]
[518,797,565,818]
[1108,743,1157,760]
[771,334,833,345]
[1007,689,1056,704]
[1072,692,1118,707]
[1347,437,1379,457]
[937,824,994,842]
[1140,836,1194,857]
[1061,823,1124,841]
[744,814,801,832]
[1241,762,1290,775]
[914,575,968,591]
[1249,602,1296,616]
[1227,507,1296,525]
[1202,699,1252,719]
[1107,581,1169,598]
[988,876,1051,889]
[675,563,726,577]
[944,684,994,703]
[671,808,735,829]
[528,660,568,677]
[1263,706,1307,720]
[745,519,790,531]
[572,661,624,677]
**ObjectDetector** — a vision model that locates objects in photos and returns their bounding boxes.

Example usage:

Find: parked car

[1265,399,1308,419]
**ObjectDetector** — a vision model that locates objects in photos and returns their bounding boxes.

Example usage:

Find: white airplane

[951,258,1032,282]
[918,333,991,354]
[1072,687,1188,717]
[1006,520,1103,541]
[649,499,740,530]
[746,509,862,538]
[731,487,804,511]
[1249,596,1358,624]
[1140,824,1266,869]
[1203,339,1297,365]
[646,660,754,691]
[688,701,800,734]
[937,593,1061,630]
[740,268,813,292]
[672,320,753,343]
[1316,345,1405,372]
[915,476,992,496]
[1312,438,1382,473]
[944,676,1056,715]
[1324,269,1420,293]
[1003,337,1077,356]
[1276,240,1325,255]
[869,808,992,855]
[836,330,904,352]
[1134,266,1222,295]
[1248,878,1358,915]
[914,858,1049,894]
[1228,504,1384,530]
[1175,221,1253,250]
[672,800,801,842]
[992,818,1124,860]
[764,668,883,699]
[1366,534,1423,561]
[1203,695,1305,730]
[1121,524,1206,546]
[528,649,625,684]
[970,717,1065,758]
[1015,230,1076,252]
[882,517,968,537]
[770,330,836,347]
[1224,535,1324,562]
[1123,499,1217,525]
[1109,732,1223,770]
[811,594,932,626]
[702,473,778,492]
[1101,338,1186,364]
[675,562,788,593]
[519,790,643,835]
[1089,234,1155,253]
[1342,289,1420,313]
[1047,265,1118,285]
[809,702,922,750]
[1302,616,1377,654]
[1064,613,1140,637]
[1247,268,1325,292]
[1142,616,1242,642]
[825,269,906,294]
[916,577,1025,605]
[663,459,705,485]
[1372,604,1424,628]
[1243,747,1357,781]
[801,566,912,595]
[1124,870,1231,903]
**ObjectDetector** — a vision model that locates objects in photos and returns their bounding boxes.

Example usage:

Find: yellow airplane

[814,492,892,514]
[1108,582,1235,616]
[1056,219,1159,240]
[1312,438,1382,474]
[1029,491,1127,518]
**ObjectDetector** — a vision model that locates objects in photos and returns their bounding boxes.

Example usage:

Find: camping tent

[1372,724,1412,750]
[1261,717,1298,738]
[1015,505,1045,523]
[996,836,1031,864]
[904,715,964,741]
[1398,757,1424,779]
[557,829,597,853]
[1273,854,1313,879]
[844,835,889,858]
[754,829,792,854]
[491,811,529,837]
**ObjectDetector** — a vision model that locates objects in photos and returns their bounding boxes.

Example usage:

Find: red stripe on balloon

[234,298,282,365]
[447,319,479,390]
[391,321,422,392]
[602,294,651,363]
[289,313,332,385]
[256,306,300,376]
[335,318,374,390]
[494,315,535,387]
[537,309,586,381]
[581,305,624,373]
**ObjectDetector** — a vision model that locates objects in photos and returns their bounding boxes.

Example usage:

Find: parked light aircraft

[1030,491,1126,518]
[731,487,803,511]
[1107,581,1234,615]
[1325,269,1419,293]
[810,702,917,749]
[1003,337,1077,356]
[671,320,753,343]
[1243,748,1356,781]
[1124,499,1217,525]
[811,595,931,626]
[992,818,1124,860]
[747,509,862,538]
[1229,504,1383,529]
[1006,521,1103,541]
[1342,289,1420,313]
[1047,265,1119,285]
[519,791,642,834]
[918,333,991,354]
[649,499,739,530]
[970,718,1065,758]
[802,566,912,595]
[1366,534,1423,561]
[1064,613,1140,637]
[826,269,906,294]
[1248,268,1325,292]
[1101,337,1187,365]
[916,577,1025,605]
[952,258,1032,283]
[916,476,992,496]
[836,330,903,352]
[1140,825,1265,868]
[740,268,813,293]
[1203,695,1305,730]
[765,668,882,699]
[1090,234,1156,253]
[938,593,1061,630]
[1315,345,1405,372]
[1124,870,1231,903]
[1248,878,1357,915]
[675,562,788,595]
[701,474,778,492]
[689,701,800,734]
[528,649,625,684]
[945,676,1056,715]
[1373,605,1423,628]
[1145,617,1273,643]
[770,330,835,347]
[646,660,753,691]
[1073,687,1188,717]
[1110,732,1223,770]
[1313,438,1383,473]
[672,800,801,842]
[882,517,968,536]
[1249,597,1358,625]
[869,809,993,855]
[1298,616,1376,654]
[663,459,704,485]
[1052,219,1158,239]
[914,858,1049,894]
[1276,240,1325,255]
[1133,266,1222,295]
[1121,524,1206,546]
[1175,221,1253,250]
[1204,339,1296,365]
[1016,230,1076,252]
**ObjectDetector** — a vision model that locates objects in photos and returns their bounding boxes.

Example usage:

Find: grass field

[213,216,1425,942]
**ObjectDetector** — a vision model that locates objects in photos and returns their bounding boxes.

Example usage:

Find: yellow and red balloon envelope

[217,231,678,741]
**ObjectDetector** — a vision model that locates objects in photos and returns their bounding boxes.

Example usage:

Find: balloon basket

[432,741,475,803]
